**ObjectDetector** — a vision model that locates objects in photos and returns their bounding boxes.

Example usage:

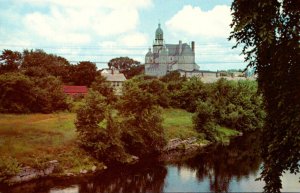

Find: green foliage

[107,57,142,79]
[21,49,70,79]
[75,90,130,164]
[121,76,169,108]
[210,79,265,132]
[193,79,264,141]
[0,72,35,113]
[76,77,166,164]
[193,101,218,142]
[176,77,208,112]
[161,72,187,108]
[0,156,20,182]
[70,61,98,86]
[32,76,68,113]
[0,73,68,113]
[230,0,300,191]
[91,75,117,104]
[118,78,166,156]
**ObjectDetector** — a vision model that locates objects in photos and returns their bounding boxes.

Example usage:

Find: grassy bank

[0,109,238,177]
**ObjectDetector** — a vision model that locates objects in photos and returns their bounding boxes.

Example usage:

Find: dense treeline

[0,49,146,113]
[0,49,98,86]
[0,49,103,113]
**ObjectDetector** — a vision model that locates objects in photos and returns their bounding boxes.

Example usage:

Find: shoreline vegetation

[0,109,239,185]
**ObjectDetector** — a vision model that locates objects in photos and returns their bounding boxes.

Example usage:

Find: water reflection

[78,162,167,193]
[2,132,298,193]
[169,132,261,192]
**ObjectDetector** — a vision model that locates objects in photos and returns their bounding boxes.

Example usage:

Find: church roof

[165,43,194,56]
[146,48,153,57]
[102,72,126,82]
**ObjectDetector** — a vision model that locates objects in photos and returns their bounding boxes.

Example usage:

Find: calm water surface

[1,133,299,193]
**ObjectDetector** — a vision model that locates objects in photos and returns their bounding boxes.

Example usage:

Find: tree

[32,76,68,113]
[230,0,300,192]
[108,57,142,79]
[193,100,218,142]
[0,50,22,74]
[0,73,68,113]
[75,90,130,164]
[0,73,35,113]
[118,78,166,156]
[21,49,70,79]
[176,77,208,112]
[71,61,98,86]
[90,75,117,104]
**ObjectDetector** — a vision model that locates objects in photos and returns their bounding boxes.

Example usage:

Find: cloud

[4,0,152,45]
[118,32,148,47]
[166,5,231,38]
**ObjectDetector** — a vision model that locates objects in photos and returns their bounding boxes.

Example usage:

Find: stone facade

[145,23,200,77]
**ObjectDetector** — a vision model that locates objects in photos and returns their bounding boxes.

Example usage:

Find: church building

[145,23,200,77]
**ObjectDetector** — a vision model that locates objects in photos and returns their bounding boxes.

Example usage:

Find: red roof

[63,85,88,96]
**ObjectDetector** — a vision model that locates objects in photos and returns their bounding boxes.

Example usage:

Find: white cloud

[118,32,148,47]
[14,0,152,44]
[166,5,231,38]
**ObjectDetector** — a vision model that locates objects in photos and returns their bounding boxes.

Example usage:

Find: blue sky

[0,0,246,71]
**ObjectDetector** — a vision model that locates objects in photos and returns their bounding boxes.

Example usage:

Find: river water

[1,133,299,193]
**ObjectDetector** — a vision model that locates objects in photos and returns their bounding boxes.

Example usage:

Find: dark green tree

[0,73,35,113]
[75,90,130,164]
[108,57,142,79]
[32,76,68,113]
[230,0,300,192]
[90,75,117,104]
[118,78,166,156]
[71,61,98,86]
[193,100,218,142]
[21,49,70,79]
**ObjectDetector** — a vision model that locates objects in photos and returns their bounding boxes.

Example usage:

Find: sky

[0,0,247,71]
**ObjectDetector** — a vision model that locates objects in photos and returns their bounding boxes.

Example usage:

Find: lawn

[0,108,238,174]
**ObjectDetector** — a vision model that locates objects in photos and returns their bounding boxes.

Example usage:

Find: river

[1,133,299,193]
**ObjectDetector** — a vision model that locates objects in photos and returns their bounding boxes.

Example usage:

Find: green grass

[162,108,201,141]
[0,108,239,175]
[216,126,240,143]
[0,113,101,174]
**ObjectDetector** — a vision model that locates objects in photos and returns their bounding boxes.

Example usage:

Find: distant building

[63,85,88,96]
[145,23,200,77]
[101,69,126,95]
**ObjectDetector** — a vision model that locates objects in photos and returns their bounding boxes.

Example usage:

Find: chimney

[191,41,195,53]
[179,40,182,54]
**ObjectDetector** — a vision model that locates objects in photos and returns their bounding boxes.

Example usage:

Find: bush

[193,101,218,142]
[0,156,21,182]
[0,73,68,113]
[193,79,265,141]
[0,73,35,113]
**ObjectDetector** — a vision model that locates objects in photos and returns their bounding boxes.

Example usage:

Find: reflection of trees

[79,162,167,193]
[175,132,262,193]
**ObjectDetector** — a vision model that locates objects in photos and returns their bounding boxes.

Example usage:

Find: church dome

[146,48,153,57]
[155,23,163,40]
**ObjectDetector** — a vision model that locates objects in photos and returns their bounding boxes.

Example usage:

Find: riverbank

[0,109,239,185]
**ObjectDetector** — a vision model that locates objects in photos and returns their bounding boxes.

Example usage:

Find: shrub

[0,156,21,182]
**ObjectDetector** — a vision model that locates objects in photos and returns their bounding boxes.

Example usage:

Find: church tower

[153,23,164,53]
